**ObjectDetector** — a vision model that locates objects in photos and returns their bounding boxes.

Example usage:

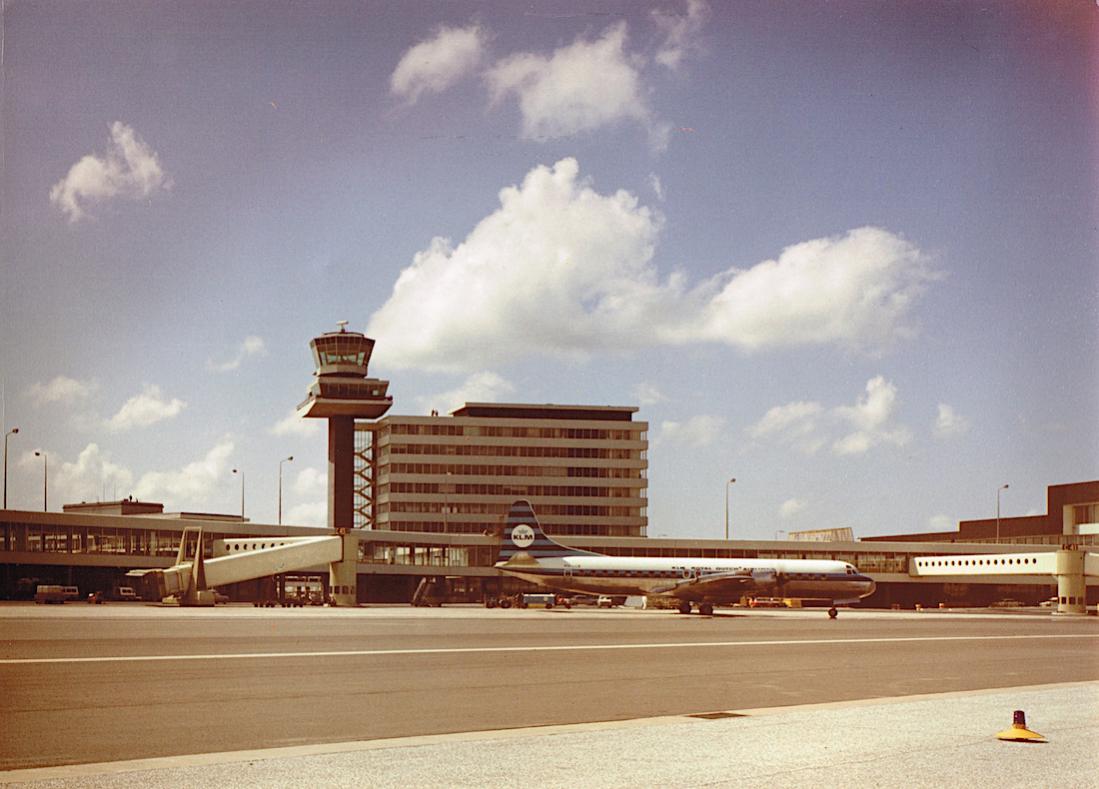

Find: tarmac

[5,680,1098,788]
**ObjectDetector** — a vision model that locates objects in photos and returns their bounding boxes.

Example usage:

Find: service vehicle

[34,585,67,604]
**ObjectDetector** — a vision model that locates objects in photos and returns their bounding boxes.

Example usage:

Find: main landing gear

[827,606,838,619]
[677,601,714,616]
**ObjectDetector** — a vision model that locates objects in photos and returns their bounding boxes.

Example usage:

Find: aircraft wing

[650,570,760,602]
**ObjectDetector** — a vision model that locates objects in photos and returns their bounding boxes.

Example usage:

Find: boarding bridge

[912,549,1099,615]
[128,526,349,606]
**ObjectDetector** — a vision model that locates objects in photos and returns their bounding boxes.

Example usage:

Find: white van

[34,585,66,604]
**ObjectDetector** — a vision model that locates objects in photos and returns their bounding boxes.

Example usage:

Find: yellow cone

[996,710,1047,743]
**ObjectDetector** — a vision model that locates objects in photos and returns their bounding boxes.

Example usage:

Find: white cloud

[649,173,665,201]
[652,0,710,70]
[486,23,662,145]
[26,376,96,405]
[415,372,515,415]
[107,385,186,431]
[52,443,135,505]
[285,501,327,528]
[133,438,234,508]
[49,122,171,222]
[367,159,936,372]
[832,376,911,455]
[659,414,724,447]
[779,498,806,519]
[749,376,911,457]
[270,410,322,438]
[208,335,267,373]
[634,382,666,406]
[391,24,487,104]
[934,403,970,439]
[928,514,955,531]
[293,466,327,498]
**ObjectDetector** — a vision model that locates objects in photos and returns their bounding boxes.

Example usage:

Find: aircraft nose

[860,575,877,596]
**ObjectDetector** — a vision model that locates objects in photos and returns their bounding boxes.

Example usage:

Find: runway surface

[2,604,1098,775]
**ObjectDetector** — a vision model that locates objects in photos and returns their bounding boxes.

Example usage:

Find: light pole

[3,427,18,509]
[34,451,47,511]
[996,483,1009,540]
[724,477,736,540]
[232,468,244,520]
[278,456,293,525]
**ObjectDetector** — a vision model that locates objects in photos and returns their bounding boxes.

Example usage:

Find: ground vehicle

[597,595,618,608]
[34,585,67,604]
[521,593,557,609]
[87,591,104,604]
[213,590,230,604]
[109,586,138,601]
[749,597,787,608]
[61,586,80,600]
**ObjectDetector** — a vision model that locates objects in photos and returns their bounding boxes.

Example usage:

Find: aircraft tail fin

[495,500,600,564]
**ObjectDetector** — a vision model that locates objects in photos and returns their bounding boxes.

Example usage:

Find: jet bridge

[912,548,1099,615]
[128,526,346,606]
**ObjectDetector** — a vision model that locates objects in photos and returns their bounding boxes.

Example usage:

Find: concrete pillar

[1054,549,1087,616]
[328,416,355,531]
[328,531,359,607]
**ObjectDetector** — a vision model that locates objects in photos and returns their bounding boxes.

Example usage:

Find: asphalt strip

[2,680,1096,785]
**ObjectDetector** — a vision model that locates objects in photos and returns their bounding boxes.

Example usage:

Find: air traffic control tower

[297,322,393,604]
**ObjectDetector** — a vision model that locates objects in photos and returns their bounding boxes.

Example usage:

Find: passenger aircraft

[494,500,876,617]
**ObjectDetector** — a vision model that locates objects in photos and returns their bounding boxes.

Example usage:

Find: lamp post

[3,427,18,509]
[34,451,47,512]
[996,483,1009,540]
[278,455,293,525]
[232,468,244,520]
[724,477,736,540]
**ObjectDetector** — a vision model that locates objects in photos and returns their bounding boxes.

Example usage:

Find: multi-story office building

[363,403,648,537]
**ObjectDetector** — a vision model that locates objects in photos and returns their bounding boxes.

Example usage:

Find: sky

[1,0,1096,539]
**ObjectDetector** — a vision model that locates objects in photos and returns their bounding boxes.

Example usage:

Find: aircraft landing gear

[699,602,714,616]
[828,606,838,619]
[678,601,693,615]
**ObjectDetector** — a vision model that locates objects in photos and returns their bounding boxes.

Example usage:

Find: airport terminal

[2,326,1097,611]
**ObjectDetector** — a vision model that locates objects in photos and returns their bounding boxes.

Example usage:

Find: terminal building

[1,326,1096,608]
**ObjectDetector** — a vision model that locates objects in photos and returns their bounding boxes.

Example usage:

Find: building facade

[360,403,648,537]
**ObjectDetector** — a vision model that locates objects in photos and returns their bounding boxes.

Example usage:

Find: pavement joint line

[3,680,1095,784]
[3,632,1097,665]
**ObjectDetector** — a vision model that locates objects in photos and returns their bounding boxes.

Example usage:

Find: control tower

[298,322,392,530]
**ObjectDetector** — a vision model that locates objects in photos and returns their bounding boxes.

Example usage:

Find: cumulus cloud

[832,376,912,455]
[749,376,911,457]
[416,372,515,415]
[49,122,171,222]
[634,382,667,406]
[652,0,710,69]
[285,501,327,528]
[367,159,936,371]
[132,438,234,507]
[52,443,135,505]
[486,23,664,145]
[107,385,186,432]
[391,24,487,104]
[659,414,724,446]
[207,336,266,373]
[928,514,955,531]
[270,410,322,438]
[293,466,327,498]
[779,498,806,519]
[26,376,96,405]
[933,403,970,439]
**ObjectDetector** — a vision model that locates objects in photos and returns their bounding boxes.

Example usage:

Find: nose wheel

[678,601,692,614]
[828,606,838,619]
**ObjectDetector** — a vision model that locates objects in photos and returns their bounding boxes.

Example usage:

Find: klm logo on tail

[495,500,598,564]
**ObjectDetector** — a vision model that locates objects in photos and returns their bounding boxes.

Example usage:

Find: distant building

[364,403,648,537]
[788,527,855,542]
[863,480,1099,545]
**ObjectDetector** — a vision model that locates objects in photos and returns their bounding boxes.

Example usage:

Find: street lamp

[232,468,244,520]
[3,427,18,509]
[278,455,293,525]
[724,477,736,540]
[996,483,1009,540]
[34,451,47,512]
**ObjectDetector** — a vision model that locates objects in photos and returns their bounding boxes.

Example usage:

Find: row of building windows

[386,464,643,480]
[385,444,641,460]
[385,501,640,518]
[1,523,219,558]
[384,424,644,441]
[388,483,642,499]
[379,520,644,537]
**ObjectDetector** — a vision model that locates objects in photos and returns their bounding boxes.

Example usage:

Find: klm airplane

[494,500,876,617]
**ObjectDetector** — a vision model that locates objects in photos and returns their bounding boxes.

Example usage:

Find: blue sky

[1,1,1096,538]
